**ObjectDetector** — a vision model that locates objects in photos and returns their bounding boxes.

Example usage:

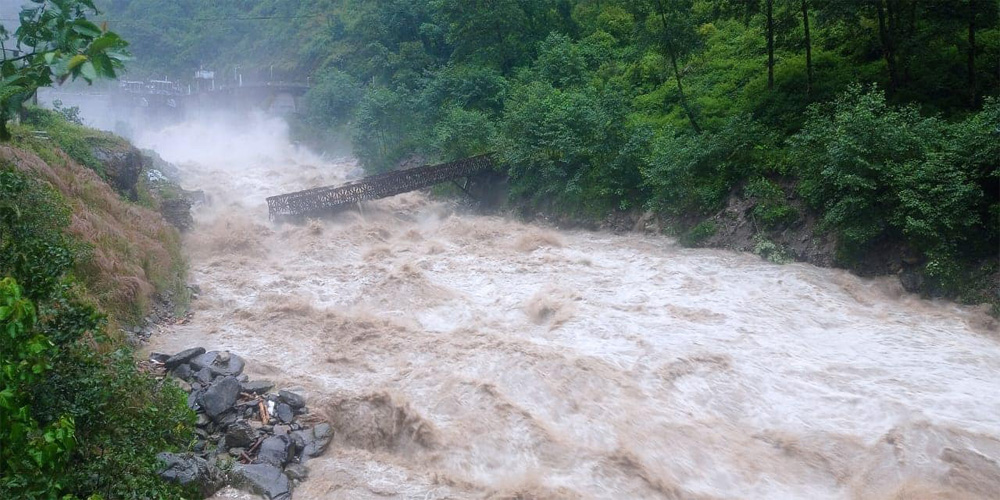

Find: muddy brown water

[137,116,1000,500]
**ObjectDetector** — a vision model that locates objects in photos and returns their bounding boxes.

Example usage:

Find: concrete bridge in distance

[39,73,311,132]
[114,77,311,117]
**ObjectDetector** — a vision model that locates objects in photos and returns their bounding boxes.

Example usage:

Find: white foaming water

[138,116,1000,500]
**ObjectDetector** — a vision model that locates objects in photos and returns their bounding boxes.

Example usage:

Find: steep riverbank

[135,115,1000,500]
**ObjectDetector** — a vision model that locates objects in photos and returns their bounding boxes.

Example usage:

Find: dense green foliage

[99,0,998,298]
[0,165,195,499]
[1,0,129,140]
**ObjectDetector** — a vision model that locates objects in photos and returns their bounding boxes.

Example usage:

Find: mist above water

[139,114,1000,499]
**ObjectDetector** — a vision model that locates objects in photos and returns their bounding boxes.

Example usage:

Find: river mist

[136,114,1000,500]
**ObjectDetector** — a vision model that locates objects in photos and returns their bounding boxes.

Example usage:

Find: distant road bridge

[266,155,495,221]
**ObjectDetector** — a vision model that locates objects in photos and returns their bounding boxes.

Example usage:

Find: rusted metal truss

[266,154,494,221]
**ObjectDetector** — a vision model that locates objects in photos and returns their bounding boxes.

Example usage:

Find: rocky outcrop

[92,144,144,199]
[150,348,332,499]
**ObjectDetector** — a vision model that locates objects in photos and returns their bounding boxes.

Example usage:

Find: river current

[137,116,1000,500]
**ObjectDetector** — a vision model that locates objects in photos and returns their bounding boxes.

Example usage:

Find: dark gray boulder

[171,363,193,380]
[187,390,201,411]
[197,376,241,420]
[275,403,294,424]
[191,351,245,378]
[225,420,257,449]
[256,435,293,467]
[292,423,333,459]
[241,380,274,394]
[195,367,215,385]
[165,347,206,370]
[156,452,224,496]
[278,390,306,409]
[231,463,291,500]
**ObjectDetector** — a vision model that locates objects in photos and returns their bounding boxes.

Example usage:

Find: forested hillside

[99,0,998,302]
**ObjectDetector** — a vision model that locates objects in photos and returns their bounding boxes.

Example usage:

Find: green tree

[1,0,128,140]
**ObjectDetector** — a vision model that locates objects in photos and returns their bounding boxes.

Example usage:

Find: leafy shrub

[303,69,363,129]
[680,220,717,246]
[496,81,644,212]
[431,106,496,161]
[792,86,990,283]
[352,86,424,173]
[644,114,778,215]
[753,235,793,264]
[1,167,192,499]
[744,177,798,229]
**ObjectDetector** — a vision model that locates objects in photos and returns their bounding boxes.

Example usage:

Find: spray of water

[136,114,1000,499]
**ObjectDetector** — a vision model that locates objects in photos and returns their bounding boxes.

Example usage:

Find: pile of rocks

[150,347,331,500]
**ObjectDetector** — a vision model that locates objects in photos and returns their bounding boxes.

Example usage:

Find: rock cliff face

[91,144,145,200]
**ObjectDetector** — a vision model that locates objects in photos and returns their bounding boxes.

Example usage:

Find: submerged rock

[231,463,291,500]
[256,435,293,467]
[292,423,333,459]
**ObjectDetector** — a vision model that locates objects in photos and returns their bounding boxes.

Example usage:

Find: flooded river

[138,116,1000,500]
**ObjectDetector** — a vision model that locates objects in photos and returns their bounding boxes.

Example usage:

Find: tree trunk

[968,0,977,106]
[875,0,898,93]
[766,0,775,90]
[801,0,813,95]
[653,0,701,134]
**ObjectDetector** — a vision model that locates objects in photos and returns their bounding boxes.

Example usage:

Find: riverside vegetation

[1,3,203,496]
[1,109,197,497]
[101,0,999,308]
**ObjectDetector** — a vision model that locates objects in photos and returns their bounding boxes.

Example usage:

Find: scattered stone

[257,435,293,467]
[197,376,241,420]
[187,391,200,411]
[191,351,245,378]
[275,403,294,424]
[278,390,306,409]
[156,452,224,496]
[196,414,211,427]
[165,347,206,370]
[241,380,275,394]
[195,367,214,385]
[273,424,291,436]
[225,421,257,449]
[231,464,291,500]
[171,363,193,380]
[293,423,333,459]
[284,464,308,481]
[217,411,238,428]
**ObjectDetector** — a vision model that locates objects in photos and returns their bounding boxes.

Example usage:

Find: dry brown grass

[1,144,185,327]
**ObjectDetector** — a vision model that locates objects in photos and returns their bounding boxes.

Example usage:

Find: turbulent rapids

[138,116,1000,500]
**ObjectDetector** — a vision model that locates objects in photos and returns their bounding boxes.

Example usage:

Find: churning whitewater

[138,116,1000,500]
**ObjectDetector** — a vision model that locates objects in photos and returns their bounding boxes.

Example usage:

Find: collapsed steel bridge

[266,154,494,221]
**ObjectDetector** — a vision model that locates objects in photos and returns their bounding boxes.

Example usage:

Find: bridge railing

[266,154,494,221]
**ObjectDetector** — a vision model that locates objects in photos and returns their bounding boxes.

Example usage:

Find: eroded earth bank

[139,116,1000,500]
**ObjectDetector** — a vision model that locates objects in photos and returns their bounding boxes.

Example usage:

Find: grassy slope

[1,116,186,328]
